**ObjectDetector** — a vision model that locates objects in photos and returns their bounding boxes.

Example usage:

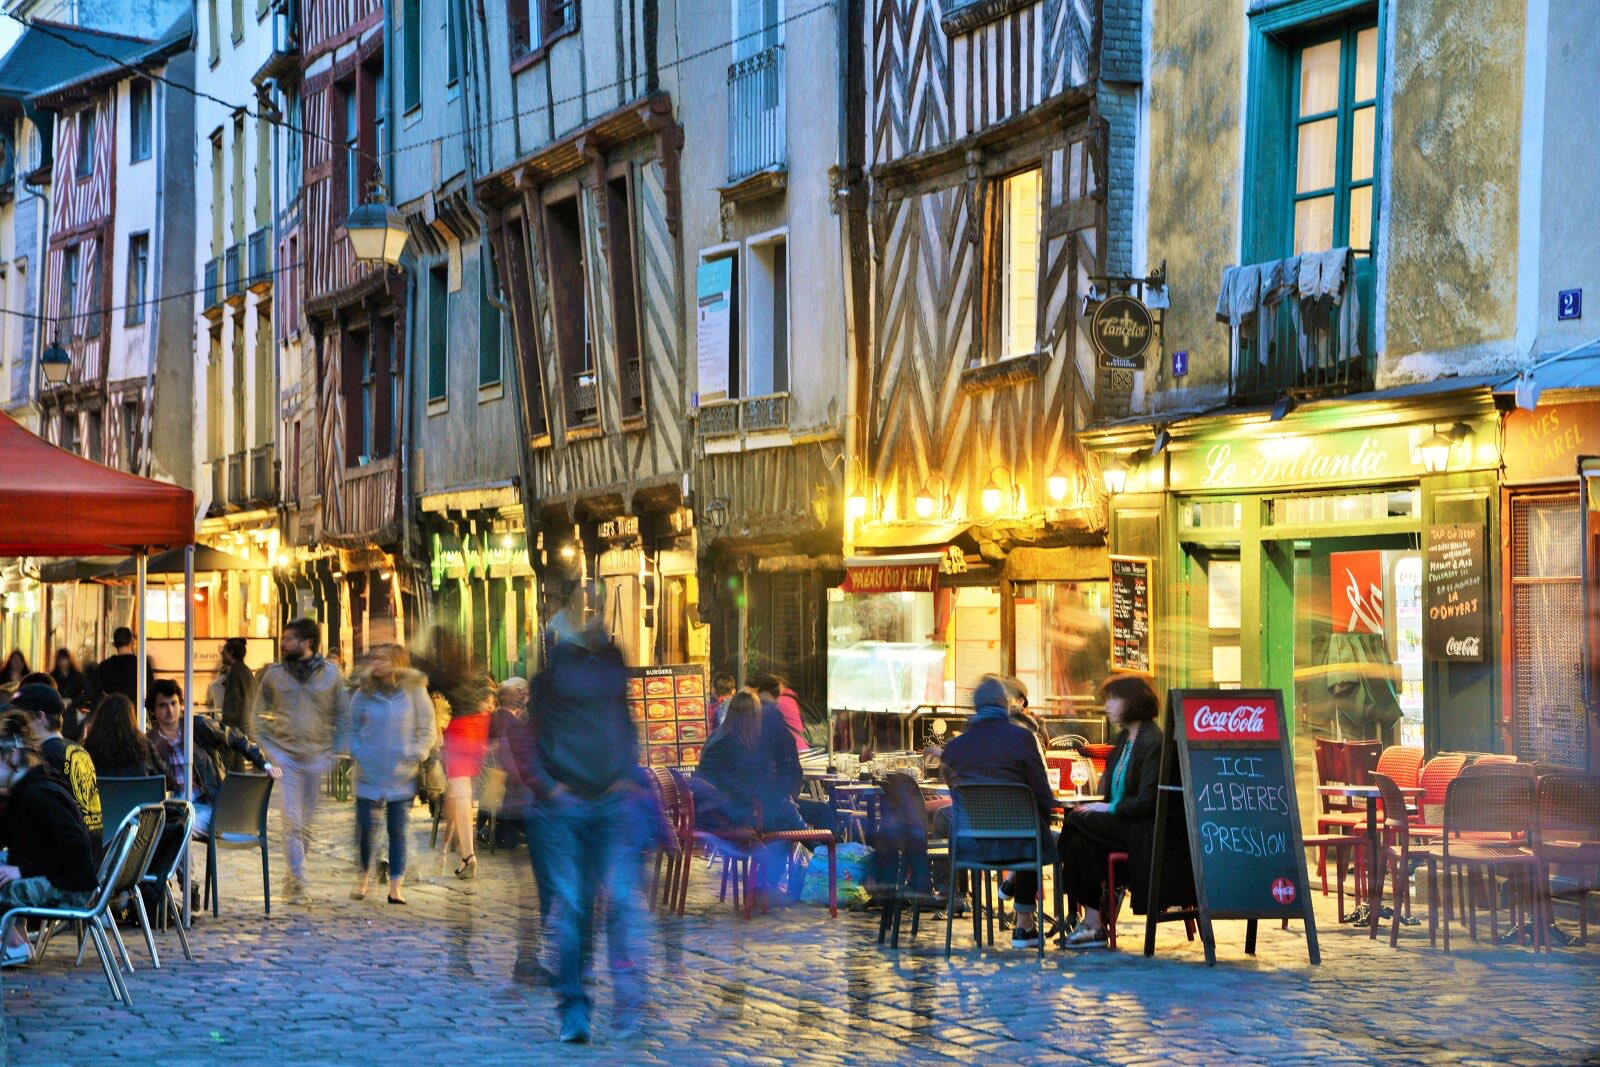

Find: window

[125,234,149,325]
[1290,25,1378,257]
[207,0,220,65]
[232,115,246,242]
[255,308,273,445]
[59,246,79,340]
[206,329,223,460]
[999,167,1040,359]
[75,108,95,179]
[479,257,502,389]
[372,68,386,159]
[402,0,421,111]
[543,195,594,424]
[285,92,302,193]
[733,0,782,62]
[360,332,376,461]
[129,80,152,162]
[508,0,533,56]
[604,174,642,416]
[255,117,271,227]
[232,322,246,452]
[744,234,788,397]
[447,0,462,88]
[210,132,225,255]
[509,0,576,59]
[61,412,80,456]
[231,0,244,43]
[343,82,359,210]
[81,249,99,338]
[122,398,139,473]
[86,408,102,464]
[428,265,448,402]
[498,215,548,436]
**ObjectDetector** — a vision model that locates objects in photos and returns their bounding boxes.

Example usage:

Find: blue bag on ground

[800,842,873,907]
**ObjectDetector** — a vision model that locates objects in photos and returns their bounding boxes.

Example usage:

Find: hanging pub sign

[1091,293,1155,370]
[1424,523,1485,661]
[1145,688,1320,966]
[1110,555,1153,674]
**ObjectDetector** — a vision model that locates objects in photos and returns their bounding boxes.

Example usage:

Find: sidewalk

[2,799,1595,1065]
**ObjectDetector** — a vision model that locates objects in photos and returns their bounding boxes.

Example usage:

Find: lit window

[1291,25,1379,256]
[1000,167,1041,359]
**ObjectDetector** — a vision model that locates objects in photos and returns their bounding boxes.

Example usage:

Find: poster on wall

[1424,524,1484,661]
[1110,555,1154,674]
[695,256,734,404]
[1329,550,1384,634]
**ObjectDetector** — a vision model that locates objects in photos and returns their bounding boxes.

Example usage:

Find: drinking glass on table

[1070,760,1091,796]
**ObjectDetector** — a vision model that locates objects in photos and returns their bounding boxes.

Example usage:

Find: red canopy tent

[0,412,201,922]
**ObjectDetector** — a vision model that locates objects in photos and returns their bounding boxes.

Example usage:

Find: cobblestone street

[3,801,1596,1065]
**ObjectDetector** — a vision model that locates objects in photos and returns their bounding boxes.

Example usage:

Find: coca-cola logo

[1444,636,1481,658]
[1184,698,1281,742]
[1271,877,1297,905]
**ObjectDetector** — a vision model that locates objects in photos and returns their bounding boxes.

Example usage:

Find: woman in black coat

[50,649,97,741]
[1057,674,1170,947]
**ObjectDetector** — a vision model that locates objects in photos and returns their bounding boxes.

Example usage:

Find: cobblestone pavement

[3,800,1596,1065]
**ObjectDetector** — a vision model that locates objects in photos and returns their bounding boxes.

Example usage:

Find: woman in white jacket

[343,645,436,904]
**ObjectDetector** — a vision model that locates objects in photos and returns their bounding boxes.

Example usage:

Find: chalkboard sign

[1425,523,1484,661]
[1145,689,1319,965]
[1110,555,1153,674]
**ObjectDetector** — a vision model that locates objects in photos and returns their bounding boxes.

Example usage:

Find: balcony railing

[247,228,272,292]
[225,451,244,505]
[224,244,244,303]
[211,457,226,511]
[726,45,785,184]
[570,370,599,426]
[1224,247,1372,404]
[698,393,789,438]
[203,258,222,312]
[248,442,276,501]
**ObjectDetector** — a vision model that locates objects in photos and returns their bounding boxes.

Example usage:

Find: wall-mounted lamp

[559,544,577,561]
[1101,455,1129,496]
[1046,462,1071,503]
[914,474,951,519]
[980,467,1018,515]
[1418,423,1471,475]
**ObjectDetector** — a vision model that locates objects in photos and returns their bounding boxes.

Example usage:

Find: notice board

[1145,688,1319,965]
[1110,555,1153,674]
[1424,523,1484,661]
[628,664,709,769]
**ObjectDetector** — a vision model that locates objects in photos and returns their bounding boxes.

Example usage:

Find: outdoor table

[1317,784,1426,938]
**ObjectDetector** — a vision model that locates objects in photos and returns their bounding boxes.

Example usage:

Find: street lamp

[346,170,409,267]
[1046,462,1070,503]
[980,467,1016,515]
[1418,428,1454,474]
[914,475,949,519]
[1101,455,1128,496]
[39,334,70,387]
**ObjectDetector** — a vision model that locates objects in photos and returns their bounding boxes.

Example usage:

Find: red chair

[1301,831,1365,914]
[647,769,686,913]
[1416,753,1470,828]
[1316,742,1411,891]
[671,768,763,919]
[751,801,838,919]
[1535,774,1600,947]
[1102,851,1195,950]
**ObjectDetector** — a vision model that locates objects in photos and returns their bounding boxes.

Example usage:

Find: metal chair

[944,783,1047,960]
[1535,774,1600,946]
[96,776,167,847]
[8,804,165,1006]
[139,799,197,964]
[199,772,275,917]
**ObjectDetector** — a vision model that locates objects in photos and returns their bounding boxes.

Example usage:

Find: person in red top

[440,675,493,879]
[752,674,808,755]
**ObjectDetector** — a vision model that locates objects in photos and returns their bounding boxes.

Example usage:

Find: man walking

[217,638,258,771]
[95,627,154,705]
[253,619,347,903]
[512,599,647,1044]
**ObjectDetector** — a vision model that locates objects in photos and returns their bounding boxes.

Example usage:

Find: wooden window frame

[541,188,596,430]
[74,108,95,180]
[129,80,153,163]
[489,211,550,439]
[125,233,149,326]
[427,264,450,406]
[742,226,789,399]
[604,163,645,424]
[478,254,504,392]
[509,0,580,72]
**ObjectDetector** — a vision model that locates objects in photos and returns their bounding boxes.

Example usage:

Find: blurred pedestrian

[342,645,434,904]
[253,618,348,903]
[216,638,258,771]
[95,628,154,705]
[511,600,647,1044]
[49,649,95,741]
[440,675,492,879]
[752,673,808,755]
[693,691,806,897]
[485,677,530,849]
[82,694,160,778]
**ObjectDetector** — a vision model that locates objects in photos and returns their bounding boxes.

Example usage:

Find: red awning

[0,413,194,556]
[839,553,942,594]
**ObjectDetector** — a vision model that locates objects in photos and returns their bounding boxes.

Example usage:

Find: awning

[0,412,194,555]
[100,545,262,578]
[839,553,942,594]
[39,557,122,583]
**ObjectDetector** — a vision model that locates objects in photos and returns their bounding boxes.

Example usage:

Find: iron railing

[699,399,740,437]
[1225,249,1372,403]
[224,243,243,300]
[742,393,788,431]
[727,45,785,184]
[203,258,222,310]
[247,228,272,291]
[225,451,244,504]
[570,370,598,425]
[249,442,275,501]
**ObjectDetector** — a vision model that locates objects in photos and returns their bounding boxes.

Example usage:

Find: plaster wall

[1533,0,1600,352]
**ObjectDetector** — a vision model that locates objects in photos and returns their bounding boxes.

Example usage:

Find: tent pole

[136,551,148,731]
[182,544,195,929]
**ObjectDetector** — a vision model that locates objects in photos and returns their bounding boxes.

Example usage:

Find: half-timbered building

[839,0,1119,716]
[476,1,697,671]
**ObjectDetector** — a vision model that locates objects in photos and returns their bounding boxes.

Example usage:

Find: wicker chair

[1535,774,1600,946]
[944,783,1048,960]
[1440,775,1547,952]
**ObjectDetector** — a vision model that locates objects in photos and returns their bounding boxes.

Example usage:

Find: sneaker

[558,1009,591,1044]
[281,877,309,904]
[1062,922,1107,948]
[1010,927,1041,949]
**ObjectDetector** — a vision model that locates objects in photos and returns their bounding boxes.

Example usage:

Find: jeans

[356,798,410,879]
[262,744,330,882]
[536,787,644,1019]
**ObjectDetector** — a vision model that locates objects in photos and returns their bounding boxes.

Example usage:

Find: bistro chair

[944,783,1047,960]
[1440,775,1547,952]
[199,772,274,917]
[647,768,686,913]
[1316,746,1422,891]
[96,776,168,847]
[1462,759,1537,779]
[1370,772,1445,948]
[753,802,838,920]
[140,799,198,963]
[1535,774,1600,946]
[678,772,764,919]
[1418,753,1470,827]
[874,772,934,947]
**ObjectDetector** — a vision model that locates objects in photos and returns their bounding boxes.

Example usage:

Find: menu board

[627,663,709,769]
[1146,689,1319,966]
[1424,523,1484,662]
[1110,555,1153,674]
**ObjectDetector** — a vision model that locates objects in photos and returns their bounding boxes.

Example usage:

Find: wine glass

[1070,760,1091,796]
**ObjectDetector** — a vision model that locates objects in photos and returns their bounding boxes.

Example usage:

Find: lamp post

[346,170,410,267]
[39,333,70,388]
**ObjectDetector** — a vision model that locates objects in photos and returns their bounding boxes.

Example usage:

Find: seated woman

[692,691,805,896]
[82,694,161,779]
[1056,674,1164,948]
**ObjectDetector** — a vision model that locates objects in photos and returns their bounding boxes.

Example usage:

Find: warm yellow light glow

[845,492,868,522]
[1102,458,1128,495]
[1418,431,1452,475]
[559,544,577,560]
[274,553,289,568]
[914,487,936,518]
[1046,473,1069,501]
[981,480,1003,515]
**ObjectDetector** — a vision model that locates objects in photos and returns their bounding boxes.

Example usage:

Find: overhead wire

[0,259,305,323]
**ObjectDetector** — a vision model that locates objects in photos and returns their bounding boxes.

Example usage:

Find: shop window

[998,167,1041,360]
[1510,495,1586,767]
[1012,581,1112,710]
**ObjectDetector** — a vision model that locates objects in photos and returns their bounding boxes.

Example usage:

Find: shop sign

[429,531,527,589]
[840,556,940,594]
[1329,551,1384,634]
[1424,524,1484,662]
[1503,401,1600,483]
[1109,555,1153,674]
[1168,423,1481,492]
[599,515,640,542]
[1090,294,1154,370]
